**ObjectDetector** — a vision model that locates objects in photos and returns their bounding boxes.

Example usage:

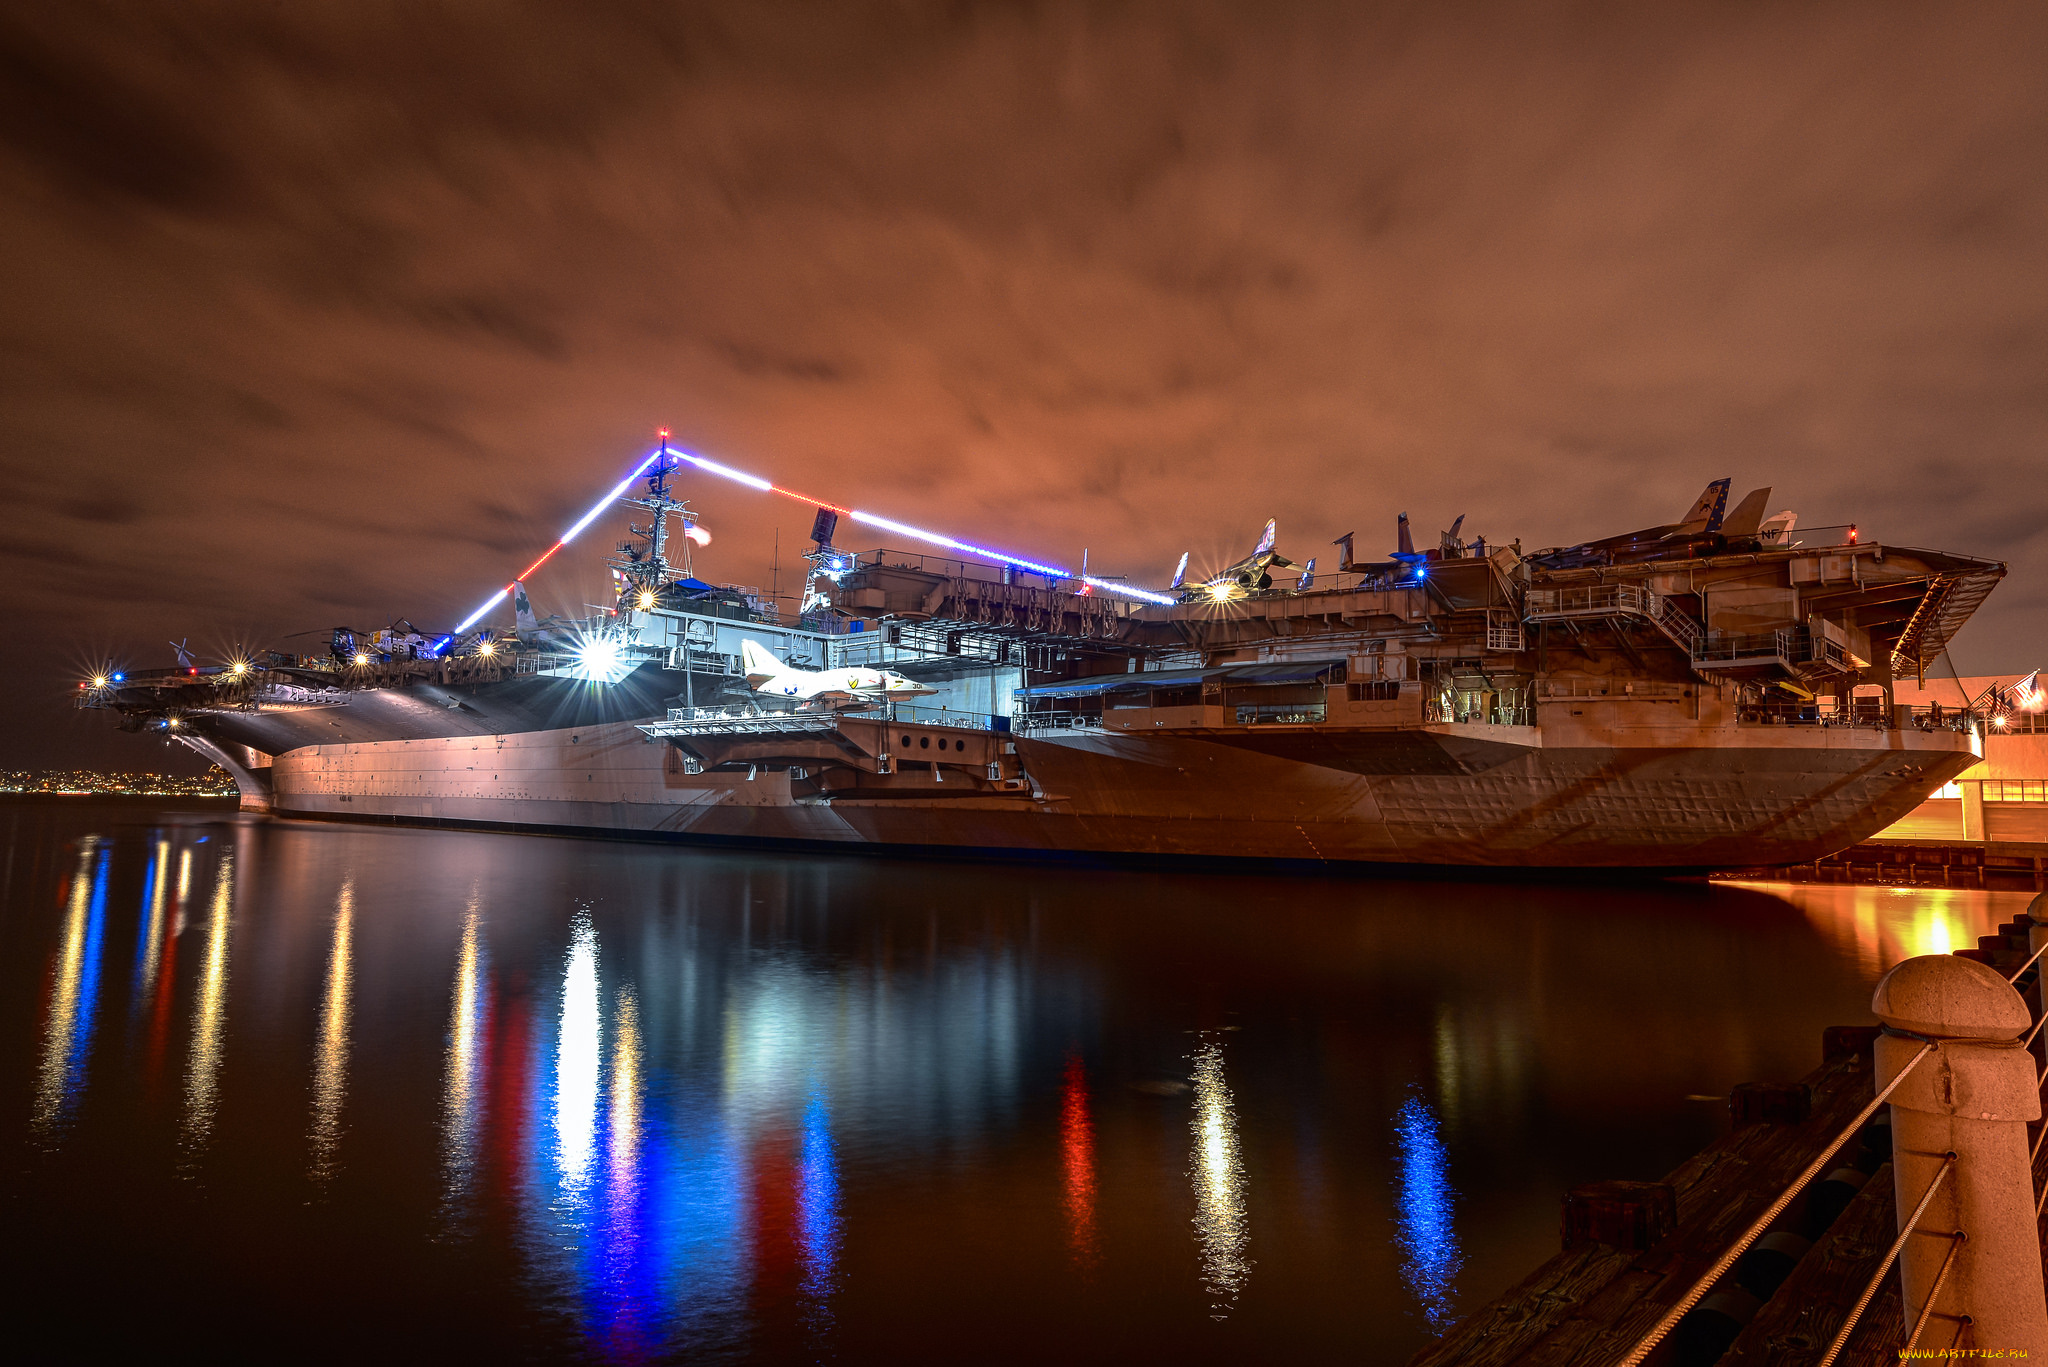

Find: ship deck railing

[1690,625,1853,674]
[637,701,1005,740]
[1524,583,1704,654]
[1011,712,1107,736]
[1738,701,1980,733]
[636,705,844,741]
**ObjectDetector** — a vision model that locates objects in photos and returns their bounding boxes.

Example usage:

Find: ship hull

[208,706,1981,872]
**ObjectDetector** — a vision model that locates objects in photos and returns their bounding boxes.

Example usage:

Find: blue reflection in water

[588,986,660,1361]
[797,1086,840,1307]
[32,845,110,1132]
[1392,1093,1463,1329]
[522,917,751,1359]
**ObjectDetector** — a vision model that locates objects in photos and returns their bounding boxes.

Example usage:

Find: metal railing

[1622,937,2048,1365]
[1617,1041,1937,1366]
[881,703,1001,732]
[1734,700,1981,734]
[1692,627,1804,668]
[1011,711,1106,735]
[1524,583,1703,654]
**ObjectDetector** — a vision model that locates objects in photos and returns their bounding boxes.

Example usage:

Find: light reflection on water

[1732,880,2026,977]
[32,843,106,1134]
[1189,1035,1250,1318]
[438,894,487,1230]
[129,839,168,1023]
[181,847,235,1160]
[554,910,602,1194]
[308,877,355,1182]
[15,806,2034,1364]
[1061,1052,1099,1269]
[1392,1094,1463,1330]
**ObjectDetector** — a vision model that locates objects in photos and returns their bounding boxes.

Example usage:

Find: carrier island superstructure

[78,464,2005,871]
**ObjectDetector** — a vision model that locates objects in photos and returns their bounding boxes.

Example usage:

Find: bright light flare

[353,652,370,666]
[572,635,628,683]
[91,675,108,689]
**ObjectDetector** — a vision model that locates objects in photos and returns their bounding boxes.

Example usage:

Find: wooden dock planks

[1410,1049,1887,1367]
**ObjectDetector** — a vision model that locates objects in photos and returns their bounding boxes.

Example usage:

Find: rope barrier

[1901,1231,1967,1354]
[1617,1041,1936,1367]
[1816,1154,1954,1367]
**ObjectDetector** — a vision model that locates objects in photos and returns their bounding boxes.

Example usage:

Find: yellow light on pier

[92,675,108,689]
[353,652,369,666]
[229,660,248,677]
[636,590,655,610]
[477,641,497,658]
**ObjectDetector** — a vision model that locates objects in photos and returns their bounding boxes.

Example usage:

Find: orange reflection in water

[1732,881,2028,980]
[146,847,192,1091]
[309,877,355,1182]
[132,840,170,1016]
[439,897,488,1225]
[182,852,236,1160]
[32,844,102,1133]
[1060,1052,1098,1268]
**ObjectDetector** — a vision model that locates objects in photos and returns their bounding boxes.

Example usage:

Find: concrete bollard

[1873,953,2048,1355]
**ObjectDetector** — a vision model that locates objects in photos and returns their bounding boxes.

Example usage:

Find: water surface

[0,798,2025,1363]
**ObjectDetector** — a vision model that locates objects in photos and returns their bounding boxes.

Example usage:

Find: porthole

[901,735,911,747]
[919,736,930,749]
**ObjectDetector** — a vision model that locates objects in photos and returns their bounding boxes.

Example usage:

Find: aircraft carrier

[76,452,2005,871]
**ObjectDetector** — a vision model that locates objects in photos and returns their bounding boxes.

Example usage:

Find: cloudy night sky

[3,1,2044,770]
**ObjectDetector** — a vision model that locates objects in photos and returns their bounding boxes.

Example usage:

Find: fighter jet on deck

[1177,519,1300,603]
[740,640,936,711]
[1526,479,1804,569]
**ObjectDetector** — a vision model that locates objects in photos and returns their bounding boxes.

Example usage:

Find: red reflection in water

[145,871,183,1092]
[1061,1052,1097,1267]
[749,1131,794,1328]
[485,976,530,1233]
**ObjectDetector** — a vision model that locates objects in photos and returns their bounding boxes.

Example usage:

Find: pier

[1413,895,2048,1366]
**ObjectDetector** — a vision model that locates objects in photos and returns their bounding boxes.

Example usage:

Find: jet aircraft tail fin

[1169,551,1190,591]
[1757,510,1798,545]
[740,639,784,687]
[1719,487,1773,539]
[1674,478,1733,534]
[1253,518,1277,558]
[514,581,539,634]
[1295,557,1316,593]
[1397,513,1414,557]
